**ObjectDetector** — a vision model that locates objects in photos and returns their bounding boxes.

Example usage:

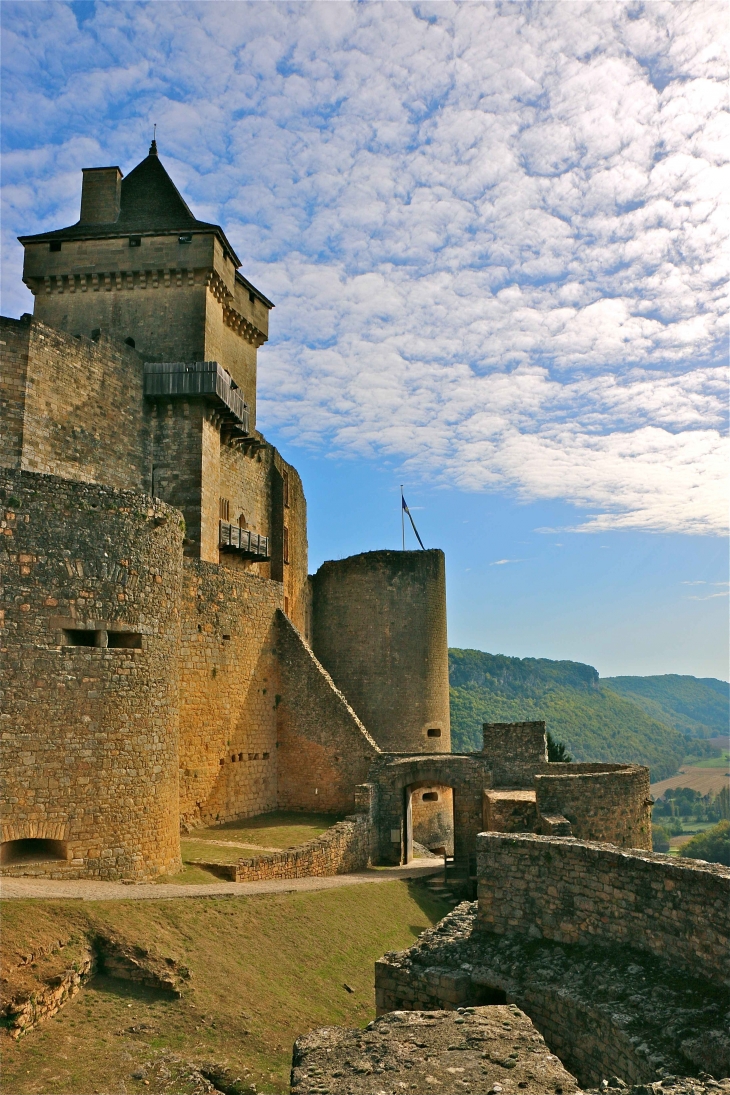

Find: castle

[1,143,650,881]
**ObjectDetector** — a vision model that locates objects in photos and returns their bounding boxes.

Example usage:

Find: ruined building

[1,144,650,880]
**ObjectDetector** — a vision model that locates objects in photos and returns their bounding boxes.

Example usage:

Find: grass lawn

[184,810,344,849]
[1,880,452,1095]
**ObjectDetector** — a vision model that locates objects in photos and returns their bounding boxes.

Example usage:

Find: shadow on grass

[88,973,178,1005]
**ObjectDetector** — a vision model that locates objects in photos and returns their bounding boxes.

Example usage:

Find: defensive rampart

[476,832,730,986]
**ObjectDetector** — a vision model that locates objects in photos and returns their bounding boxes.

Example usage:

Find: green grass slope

[602,674,729,739]
[449,649,687,781]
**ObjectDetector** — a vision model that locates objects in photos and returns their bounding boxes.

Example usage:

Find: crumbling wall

[275,612,380,814]
[0,469,182,880]
[476,833,730,986]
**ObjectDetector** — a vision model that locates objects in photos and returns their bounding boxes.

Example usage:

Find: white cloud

[1,0,727,534]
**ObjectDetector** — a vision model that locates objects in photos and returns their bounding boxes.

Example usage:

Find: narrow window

[422,792,439,802]
[248,290,255,303]
[63,629,99,647]
[283,471,290,508]
[124,337,136,348]
[427,728,442,738]
[284,596,289,616]
[107,632,142,649]
[262,752,270,759]
[222,634,231,641]
[219,497,230,522]
[129,236,141,247]
[219,758,225,765]
[238,752,243,761]
[49,241,62,253]
[238,513,246,529]
[283,526,289,565]
[231,755,236,763]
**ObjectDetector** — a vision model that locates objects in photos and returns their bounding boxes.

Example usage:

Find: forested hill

[448,649,687,781]
[602,675,729,739]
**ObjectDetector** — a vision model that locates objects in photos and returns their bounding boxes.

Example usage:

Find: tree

[547,730,572,763]
[679,820,730,867]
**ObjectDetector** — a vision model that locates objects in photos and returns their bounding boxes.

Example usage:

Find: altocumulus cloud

[1,1,727,534]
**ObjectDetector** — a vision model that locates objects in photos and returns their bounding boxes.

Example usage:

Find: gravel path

[0,861,442,901]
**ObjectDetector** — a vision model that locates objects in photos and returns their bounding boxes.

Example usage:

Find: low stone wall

[194,815,372,883]
[476,833,730,986]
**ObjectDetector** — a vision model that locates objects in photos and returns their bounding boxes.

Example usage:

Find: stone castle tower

[0,142,451,879]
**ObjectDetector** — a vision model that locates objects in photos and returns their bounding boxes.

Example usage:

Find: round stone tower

[310,549,450,753]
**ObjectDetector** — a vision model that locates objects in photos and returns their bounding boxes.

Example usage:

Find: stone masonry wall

[0,469,182,879]
[231,814,371,881]
[1,317,149,492]
[0,315,31,470]
[311,549,451,754]
[476,833,730,986]
[275,612,380,814]
[535,764,652,850]
[177,559,281,830]
[481,721,547,788]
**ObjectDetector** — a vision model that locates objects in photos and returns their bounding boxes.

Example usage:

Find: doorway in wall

[405,783,455,863]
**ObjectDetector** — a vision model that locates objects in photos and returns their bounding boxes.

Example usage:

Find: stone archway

[367,754,490,867]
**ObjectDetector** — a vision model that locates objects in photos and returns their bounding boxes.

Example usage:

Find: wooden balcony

[144,361,249,435]
[219,521,270,560]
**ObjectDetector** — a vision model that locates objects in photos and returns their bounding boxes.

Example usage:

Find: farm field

[1,880,453,1095]
[650,764,730,799]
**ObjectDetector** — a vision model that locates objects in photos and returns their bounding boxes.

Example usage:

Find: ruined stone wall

[231,814,371,881]
[535,764,652,850]
[481,721,547,788]
[275,612,380,814]
[1,317,150,492]
[311,549,450,753]
[476,833,730,986]
[0,469,182,880]
[177,559,281,830]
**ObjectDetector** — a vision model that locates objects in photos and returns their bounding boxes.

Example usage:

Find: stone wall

[275,612,380,814]
[230,814,371,881]
[483,789,538,833]
[177,559,281,830]
[535,764,652,850]
[311,549,450,753]
[374,902,730,1088]
[476,832,730,986]
[0,469,182,880]
[1,317,149,492]
[411,785,454,854]
[369,754,490,866]
[481,721,547,788]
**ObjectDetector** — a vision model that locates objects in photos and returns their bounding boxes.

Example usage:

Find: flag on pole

[401,491,425,550]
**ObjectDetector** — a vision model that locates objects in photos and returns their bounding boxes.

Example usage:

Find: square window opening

[49,241,62,253]
[63,628,99,647]
[129,236,141,247]
[107,632,142,649]
[427,728,442,738]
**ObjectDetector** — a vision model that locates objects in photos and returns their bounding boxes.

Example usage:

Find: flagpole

[401,484,405,550]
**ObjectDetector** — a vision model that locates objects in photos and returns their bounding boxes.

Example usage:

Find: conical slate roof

[19,141,240,265]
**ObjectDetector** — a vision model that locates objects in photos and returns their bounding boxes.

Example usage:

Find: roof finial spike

[149,124,158,156]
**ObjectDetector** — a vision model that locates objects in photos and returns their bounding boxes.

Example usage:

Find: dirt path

[0,861,442,901]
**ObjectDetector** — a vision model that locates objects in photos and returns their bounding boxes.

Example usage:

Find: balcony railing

[219,521,270,560]
[144,361,249,435]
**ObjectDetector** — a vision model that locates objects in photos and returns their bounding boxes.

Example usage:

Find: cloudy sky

[2,1,727,677]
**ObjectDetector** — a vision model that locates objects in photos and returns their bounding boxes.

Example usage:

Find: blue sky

[2,1,727,678]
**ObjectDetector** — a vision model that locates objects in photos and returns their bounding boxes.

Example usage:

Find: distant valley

[449,648,729,781]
